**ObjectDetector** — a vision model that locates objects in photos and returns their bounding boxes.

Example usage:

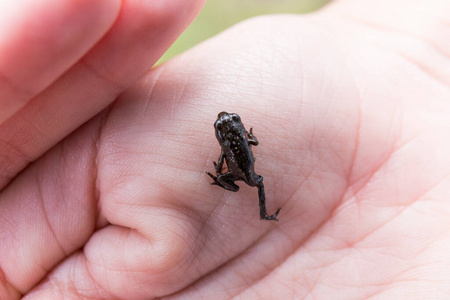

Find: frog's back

[223,133,256,180]
[214,111,257,181]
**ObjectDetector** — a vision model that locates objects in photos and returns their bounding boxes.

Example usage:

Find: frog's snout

[217,111,229,119]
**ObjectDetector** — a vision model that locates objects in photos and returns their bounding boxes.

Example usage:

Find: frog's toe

[205,171,217,180]
[224,182,239,192]
[261,208,281,221]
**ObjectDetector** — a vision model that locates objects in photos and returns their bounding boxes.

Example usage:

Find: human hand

[3,0,450,298]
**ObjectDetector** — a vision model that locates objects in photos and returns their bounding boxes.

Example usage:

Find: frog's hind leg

[255,176,281,221]
[206,172,240,192]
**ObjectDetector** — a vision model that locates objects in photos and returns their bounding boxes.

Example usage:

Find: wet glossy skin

[206,112,281,221]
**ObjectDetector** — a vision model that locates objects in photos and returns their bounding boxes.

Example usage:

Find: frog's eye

[232,114,240,122]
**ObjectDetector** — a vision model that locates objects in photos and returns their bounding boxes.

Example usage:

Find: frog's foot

[206,171,220,185]
[260,208,281,221]
[205,171,229,189]
[206,171,240,192]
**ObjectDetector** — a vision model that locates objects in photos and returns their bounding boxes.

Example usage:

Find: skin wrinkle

[303,247,348,270]
[364,281,422,300]
[0,137,31,192]
[338,13,450,89]
[141,65,166,120]
[164,223,284,299]
[0,220,21,294]
[343,110,400,198]
[223,216,335,299]
[306,283,322,300]
[191,193,223,259]
[275,276,301,300]
[27,118,105,295]
[342,59,362,193]
[15,182,53,294]
[79,58,125,95]
[373,38,450,89]
[169,69,189,122]
[34,171,70,269]
[313,18,361,183]
[82,253,113,299]
[341,11,450,63]
[86,230,167,275]
[273,163,315,221]
[336,199,400,250]
[0,266,20,299]
[0,63,118,194]
[0,68,32,104]
[37,175,67,258]
[281,272,308,300]
[329,177,450,269]
[366,289,390,300]
[92,111,109,229]
[355,234,432,261]
[84,251,121,297]
[366,129,429,194]
[389,45,450,88]
[128,204,203,262]
[357,284,390,300]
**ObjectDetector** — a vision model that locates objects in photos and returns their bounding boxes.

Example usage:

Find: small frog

[206,112,281,221]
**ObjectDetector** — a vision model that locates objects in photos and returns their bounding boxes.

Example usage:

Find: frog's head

[214,111,242,141]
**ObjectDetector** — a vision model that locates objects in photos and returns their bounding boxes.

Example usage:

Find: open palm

[2,0,450,299]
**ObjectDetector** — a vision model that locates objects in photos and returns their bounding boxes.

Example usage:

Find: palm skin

[1,0,450,299]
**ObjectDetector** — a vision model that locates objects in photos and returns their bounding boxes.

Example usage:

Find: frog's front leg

[206,172,240,192]
[213,151,225,174]
[247,127,259,146]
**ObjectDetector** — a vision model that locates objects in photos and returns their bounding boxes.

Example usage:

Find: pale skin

[1,0,450,298]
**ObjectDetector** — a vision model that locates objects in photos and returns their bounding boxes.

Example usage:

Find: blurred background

[158,0,331,63]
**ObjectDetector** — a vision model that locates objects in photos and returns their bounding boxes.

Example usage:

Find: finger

[0,0,121,123]
[0,0,206,191]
